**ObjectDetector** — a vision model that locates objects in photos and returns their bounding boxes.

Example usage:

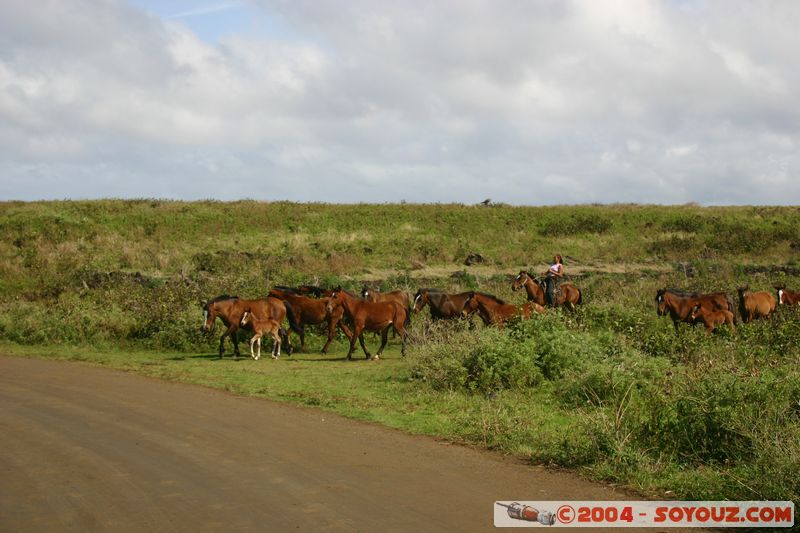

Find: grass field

[1,200,799,509]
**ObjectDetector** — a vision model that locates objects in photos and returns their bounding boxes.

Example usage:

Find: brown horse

[511,271,582,310]
[461,292,544,327]
[775,285,800,306]
[412,288,476,320]
[655,289,736,332]
[690,304,736,335]
[326,287,407,360]
[268,287,353,353]
[737,287,777,323]
[240,312,282,359]
[361,286,411,310]
[202,295,302,358]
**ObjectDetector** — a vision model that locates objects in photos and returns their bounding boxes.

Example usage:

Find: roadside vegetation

[1,200,799,507]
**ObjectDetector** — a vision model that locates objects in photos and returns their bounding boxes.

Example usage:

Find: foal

[241,311,282,360]
[690,304,736,335]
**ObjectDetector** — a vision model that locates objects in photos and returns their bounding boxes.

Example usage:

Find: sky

[0,0,798,205]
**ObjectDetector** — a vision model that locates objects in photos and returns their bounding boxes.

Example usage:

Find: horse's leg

[273,330,281,358]
[375,327,389,360]
[297,320,305,352]
[347,324,363,360]
[219,325,236,358]
[250,334,258,360]
[337,319,353,341]
[321,318,336,354]
[231,326,241,359]
[396,323,407,357]
[356,327,371,360]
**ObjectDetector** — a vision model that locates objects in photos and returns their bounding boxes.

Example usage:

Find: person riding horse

[542,254,564,307]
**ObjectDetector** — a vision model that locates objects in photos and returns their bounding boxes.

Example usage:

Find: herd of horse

[201,275,800,361]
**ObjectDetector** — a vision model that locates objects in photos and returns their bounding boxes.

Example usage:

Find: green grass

[2,200,800,512]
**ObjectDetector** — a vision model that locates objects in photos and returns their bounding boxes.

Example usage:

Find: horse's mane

[208,294,239,304]
[663,289,725,298]
[476,292,506,304]
[273,285,298,293]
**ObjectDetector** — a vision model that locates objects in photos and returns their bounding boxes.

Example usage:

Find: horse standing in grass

[240,312,282,359]
[776,285,800,306]
[201,295,303,358]
[412,288,476,320]
[511,271,582,310]
[461,292,544,327]
[690,304,736,335]
[737,287,777,323]
[268,287,352,353]
[655,289,736,332]
[326,287,407,360]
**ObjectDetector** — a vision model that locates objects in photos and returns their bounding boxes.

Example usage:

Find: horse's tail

[726,295,738,325]
[576,287,583,305]
[283,301,304,335]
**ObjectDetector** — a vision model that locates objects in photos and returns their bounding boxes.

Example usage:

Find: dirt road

[1,356,640,531]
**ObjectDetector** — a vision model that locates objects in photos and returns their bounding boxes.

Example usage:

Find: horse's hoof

[372,355,380,361]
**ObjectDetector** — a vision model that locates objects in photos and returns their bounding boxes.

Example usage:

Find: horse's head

[511,271,528,292]
[326,286,345,314]
[775,285,785,305]
[361,285,372,300]
[461,292,478,318]
[737,286,750,298]
[690,304,702,320]
[655,289,668,316]
[201,301,215,332]
[240,309,253,327]
[413,289,428,313]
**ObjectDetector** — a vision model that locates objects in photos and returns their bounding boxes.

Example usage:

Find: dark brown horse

[655,289,736,332]
[737,287,777,323]
[268,287,352,353]
[326,287,407,360]
[511,271,582,310]
[412,288,476,320]
[461,292,544,327]
[202,295,302,358]
[776,285,800,306]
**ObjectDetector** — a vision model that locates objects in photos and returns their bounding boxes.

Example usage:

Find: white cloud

[0,0,798,204]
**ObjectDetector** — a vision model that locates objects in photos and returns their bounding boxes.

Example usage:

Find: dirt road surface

[2,356,655,531]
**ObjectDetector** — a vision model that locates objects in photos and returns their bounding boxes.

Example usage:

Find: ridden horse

[326,287,407,360]
[655,289,736,332]
[412,288,476,320]
[268,287,353,353]
[737,287,777,323]
[202,295,302,358]
[511,271,582,310]
[775,285,800,306]
[240,312,282,359]
[461,292,544,327]
[690,304,736,335]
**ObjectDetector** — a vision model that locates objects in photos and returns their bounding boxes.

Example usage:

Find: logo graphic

[496,502,556,525]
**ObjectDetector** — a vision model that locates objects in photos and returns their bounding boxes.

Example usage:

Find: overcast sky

[1,0,798,204]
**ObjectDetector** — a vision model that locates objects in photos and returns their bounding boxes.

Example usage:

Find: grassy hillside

[2,200,799,510]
